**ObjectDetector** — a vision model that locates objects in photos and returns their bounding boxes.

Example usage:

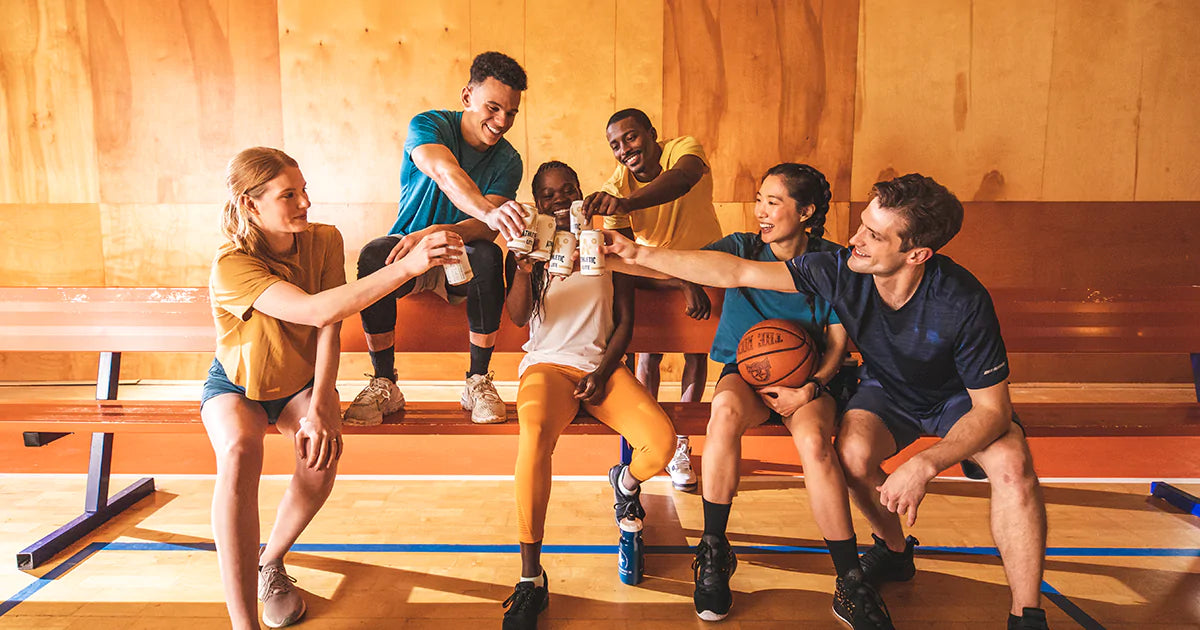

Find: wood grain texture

[468,0,528,189]
[615,0,664,129]
[0,203,105,285]
[99,204,225,286]
[87,0,283,204]
[664,0,859,202]
[278,0,471,204]
[0,0,100,204]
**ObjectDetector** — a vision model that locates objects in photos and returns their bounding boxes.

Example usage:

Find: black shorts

[846,376,1021,454]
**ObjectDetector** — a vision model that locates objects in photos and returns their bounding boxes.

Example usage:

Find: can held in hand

[548,230,577,277]
[617,516,644,585]
[506,203,537,254]
[528,214,557,262]
[569,200,587,234]
[579,229,605,276]
[443,253,474,286]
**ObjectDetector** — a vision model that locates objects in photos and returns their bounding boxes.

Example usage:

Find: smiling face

[534,167,582,230]
[461,77,522,150]
[606,116,663,181]
[246,166,310,236]
[847,198,924,276]
[755,174,813,245]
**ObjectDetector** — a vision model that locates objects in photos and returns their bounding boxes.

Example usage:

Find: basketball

[736,319,818,389]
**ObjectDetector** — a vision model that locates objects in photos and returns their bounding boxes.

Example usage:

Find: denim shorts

[846,377,1022,454]
[200,358,311,424]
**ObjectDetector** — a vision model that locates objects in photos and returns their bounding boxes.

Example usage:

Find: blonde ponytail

[220,147,302,281]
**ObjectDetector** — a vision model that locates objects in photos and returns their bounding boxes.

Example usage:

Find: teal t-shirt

[388,110,523,236]
[702,232,842,364]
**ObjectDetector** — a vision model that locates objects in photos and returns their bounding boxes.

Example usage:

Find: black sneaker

[502,573,549,630]
[833,568,895,629]
[960,459,988,479]
[608,464,646,523]
[1008,607,1049,630]
[859,534,918,586]
[692,533,737,621]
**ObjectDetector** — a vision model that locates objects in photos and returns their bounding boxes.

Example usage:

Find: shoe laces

[692,539,733,586]
[468,371,501,401]
[670,446,693,473]
[838,573,892,625]
[357,375,395,405]
[259,563,297,600]
[502,582,538,616]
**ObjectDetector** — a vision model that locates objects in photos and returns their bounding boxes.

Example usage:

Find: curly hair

[870,174,963,252]
[469,51,527,91]
[606,108,654,132]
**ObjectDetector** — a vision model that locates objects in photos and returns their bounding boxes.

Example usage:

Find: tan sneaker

[343,375,405,426]
[461,371,506,424]
[258,559,306,628]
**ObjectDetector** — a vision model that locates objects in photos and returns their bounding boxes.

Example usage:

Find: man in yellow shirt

[582,108,724,492]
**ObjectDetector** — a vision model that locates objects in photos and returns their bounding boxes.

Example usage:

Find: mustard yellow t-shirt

[601,135,722,250]
[209,223,346,400]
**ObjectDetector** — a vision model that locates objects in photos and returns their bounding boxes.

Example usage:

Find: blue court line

[0,542,104,617]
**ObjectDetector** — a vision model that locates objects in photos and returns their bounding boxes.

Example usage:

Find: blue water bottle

[618,516,644,585]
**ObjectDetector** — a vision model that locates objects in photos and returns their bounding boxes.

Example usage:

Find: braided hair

[524,160,581,319]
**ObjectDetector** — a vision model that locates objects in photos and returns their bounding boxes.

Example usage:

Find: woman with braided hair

[678,163,893,627]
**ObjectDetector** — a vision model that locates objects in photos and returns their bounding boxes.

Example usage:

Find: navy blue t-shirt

[785,250,1009,416]
[389,110,523,236]
[702,233,841,364]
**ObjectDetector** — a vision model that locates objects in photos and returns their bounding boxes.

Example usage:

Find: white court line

[2,473,1197,484]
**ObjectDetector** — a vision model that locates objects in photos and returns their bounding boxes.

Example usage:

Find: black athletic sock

[468,343,494,377]
[825,536,861,579]
[702,499,732,538]
[370,346,396,380]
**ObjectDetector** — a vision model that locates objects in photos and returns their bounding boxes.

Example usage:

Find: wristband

[803,378,827,396]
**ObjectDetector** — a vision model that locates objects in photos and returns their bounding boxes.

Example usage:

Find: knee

[835,436,874,481]
[982,446,1039,494]
[518,424,559,460]
[466,240,503,272]
[643,430,677,472]
[358,236,397,278]
[706,406,746,443]
[213,432,263,471]
[794,430,835,467]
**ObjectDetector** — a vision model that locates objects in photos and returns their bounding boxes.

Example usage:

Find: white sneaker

[343,375,405,426]
[667,436,698,491]
[462,372,506,424]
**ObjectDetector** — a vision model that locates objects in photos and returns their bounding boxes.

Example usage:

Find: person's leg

[635,352,663,398]
[260,388,338,564]
[781,394,857,567]
[971,424,1047,617]
[680,352,707,403]
[459,240,507,423]
[586,365,678,486]
[702,373,772,507]
[200,394,269,630]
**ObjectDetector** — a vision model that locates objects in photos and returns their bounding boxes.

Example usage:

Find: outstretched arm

[603,229,796,292]
[411,144,525,239]
[583,154,707,217]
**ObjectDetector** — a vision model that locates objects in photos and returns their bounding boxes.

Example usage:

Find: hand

[573,370,611,405]
[876,457,937,527]
[397,230,464,276]
[385,231,423,265]
[512,252,536,275]
[295,395,342,470]
[757,383,818,418]
[600,229,639,261]
[679,281,711,320]
[581,191,629,219]
[484,200,528,241]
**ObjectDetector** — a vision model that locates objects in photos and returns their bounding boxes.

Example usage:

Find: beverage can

[506,203,537,254]
[528,214,557,262]
[569,200,588,235]
[579,230,605,276]
[617,516,644,586]
[548,231,577,277]
[443,254,473,286]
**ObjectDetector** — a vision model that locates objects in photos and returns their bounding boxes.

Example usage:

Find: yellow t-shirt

[601,135,722,250]
[209,223,346,400]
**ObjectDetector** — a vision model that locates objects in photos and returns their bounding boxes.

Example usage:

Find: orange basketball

[736,319,818,389]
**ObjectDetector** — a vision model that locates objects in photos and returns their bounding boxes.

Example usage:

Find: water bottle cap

[618,516,644,532]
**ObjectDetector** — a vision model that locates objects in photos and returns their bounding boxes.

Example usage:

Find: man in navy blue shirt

[604,174,1050,630]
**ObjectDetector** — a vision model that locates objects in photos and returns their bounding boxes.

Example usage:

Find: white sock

[519,572,545,587]
[619,466,639,495]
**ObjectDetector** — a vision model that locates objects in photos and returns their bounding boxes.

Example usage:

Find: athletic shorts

[846,376,1022,454]
[200,358,312,424]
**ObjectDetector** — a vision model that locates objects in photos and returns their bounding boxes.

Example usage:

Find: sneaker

[502,573,549,630]
[667,436,698,492]
[608,464,646,523]
[1008,607,1049,630]
[343,374,405,426]
[258,559,306,628]
[692,533,737,621]
[960,459,988,479]
[859,533,918,586]
[833,568,895,629]
[462,372,506,424]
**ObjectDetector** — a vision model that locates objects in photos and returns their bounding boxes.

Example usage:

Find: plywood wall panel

[279,0,471,204]
[523,0,617,193]
[87,0,283,204]
[1133,0,1200,200]
[0,0,100,204]
[98,203,224,286]
[468,0,528,191]
[0,203,105,285]
[306,202,403,280]
[615,0,664,127]
[664,0,858,203]
[1040,0,1141,201]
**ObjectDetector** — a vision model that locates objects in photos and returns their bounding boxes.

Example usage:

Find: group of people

[201,52,1051,630]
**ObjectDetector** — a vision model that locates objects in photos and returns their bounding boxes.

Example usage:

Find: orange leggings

[515,363,676,543]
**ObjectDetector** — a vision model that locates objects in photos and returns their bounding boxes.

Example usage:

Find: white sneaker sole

[263,598,307,628]
[697,609,728,622]
[672,480,699,492]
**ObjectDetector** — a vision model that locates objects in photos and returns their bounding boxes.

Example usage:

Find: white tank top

[518,271,614,376]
